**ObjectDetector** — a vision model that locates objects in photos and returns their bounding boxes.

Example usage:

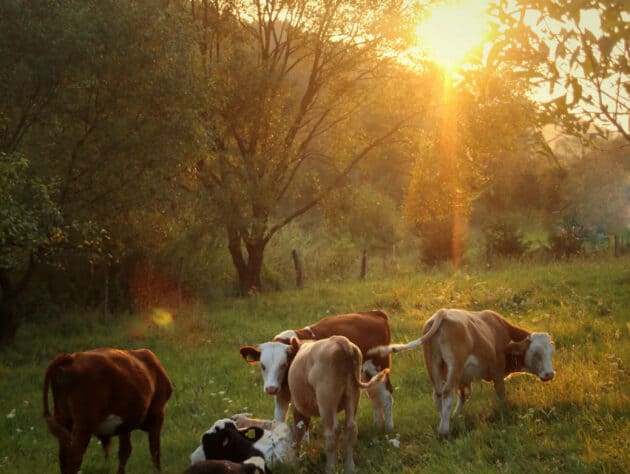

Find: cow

[190,414,294,467]
[368,308,555,436]
[288,335,389,473]
[239,310,394,430]
[187,419,268,473]
[43,348,173,474]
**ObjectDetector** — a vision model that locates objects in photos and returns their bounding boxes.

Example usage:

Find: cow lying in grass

[187,419,269,473]
[43,348,173,474]
[288,336,390,473]
[190,414,294,468]
[240,310,394,430]
[369,308,555,436]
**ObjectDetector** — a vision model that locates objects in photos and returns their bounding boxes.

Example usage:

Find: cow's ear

[240,346,261,365]
[506,338,530,355]
[239,426,264,443]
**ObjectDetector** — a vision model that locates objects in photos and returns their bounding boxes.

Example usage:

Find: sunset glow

[416,1,490,70]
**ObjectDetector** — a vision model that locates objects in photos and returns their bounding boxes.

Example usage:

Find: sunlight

[416,0,490,70]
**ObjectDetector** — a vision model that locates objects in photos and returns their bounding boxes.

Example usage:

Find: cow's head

[240,341,298,395]
[190,419,265,465]
[506,332,555,381]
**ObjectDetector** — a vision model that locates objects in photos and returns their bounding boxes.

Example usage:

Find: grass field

[1,257,629,473]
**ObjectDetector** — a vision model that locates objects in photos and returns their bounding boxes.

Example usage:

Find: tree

[0,0,199,307]
[191,0,424,294]
[404,63,542,265]
[489,0,630,142]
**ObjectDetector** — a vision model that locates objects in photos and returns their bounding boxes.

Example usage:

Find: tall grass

[1,257,628,473]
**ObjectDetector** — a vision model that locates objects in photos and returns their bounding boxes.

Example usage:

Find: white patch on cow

[462,355,483,382]
[525,333,555,380]
[209,419,235,433]
[96,414,123,436]
[252,421,295,465]
[189,445,205,465]
[257,342,291,394]
[274,329,297,340]
[243,455,266,471]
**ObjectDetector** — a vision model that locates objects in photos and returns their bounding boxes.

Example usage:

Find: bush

[549,220,586,259]
[483,220,529,258]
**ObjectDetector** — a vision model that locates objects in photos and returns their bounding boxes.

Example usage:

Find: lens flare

[152,308,174,327]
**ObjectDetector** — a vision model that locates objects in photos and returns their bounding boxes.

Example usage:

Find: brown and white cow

[288,336,389,473]
[239,310,394,430]
[369,308,555,436]
[43,348,173,473]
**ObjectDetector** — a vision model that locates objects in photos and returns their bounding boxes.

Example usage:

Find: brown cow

[288,336,389,473]
[240,310,394,430]
[43,348,173,473]
[369,308,555,435]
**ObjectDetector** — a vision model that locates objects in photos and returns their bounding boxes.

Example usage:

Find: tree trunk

[292,249,303,289]
[612,233,619,257]
[227,227,267,296]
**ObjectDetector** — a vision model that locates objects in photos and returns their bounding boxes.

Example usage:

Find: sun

[416,0,491,70]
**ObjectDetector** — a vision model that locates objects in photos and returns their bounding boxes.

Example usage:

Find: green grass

[1,257,629,473]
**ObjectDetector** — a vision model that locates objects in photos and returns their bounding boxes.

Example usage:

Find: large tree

[191,0,425,294]
[0,0,198,305]
[489,0,629,142]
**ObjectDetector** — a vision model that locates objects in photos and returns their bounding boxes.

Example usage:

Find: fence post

[360,249,367,280]
[292,249,303,289]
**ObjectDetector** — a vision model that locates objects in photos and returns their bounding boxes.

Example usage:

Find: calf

[240,310,394,430]
[190,414,294,467]
[369,308,555,436]
[43,348,173,474]
[288,336,389,473]
[188,419,268,473]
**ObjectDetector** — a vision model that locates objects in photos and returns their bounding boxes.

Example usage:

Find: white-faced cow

[239,310,394,430]
[190,414,294,467]
[43,348,173,474]
[288,336,389,473]
[187,419,268,473]
[369,308,555,436]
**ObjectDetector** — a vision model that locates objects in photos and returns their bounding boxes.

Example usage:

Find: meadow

[1,257,629,473]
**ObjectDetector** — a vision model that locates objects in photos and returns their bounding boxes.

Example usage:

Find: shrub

[549,220,586,258]
[483,220,529,258]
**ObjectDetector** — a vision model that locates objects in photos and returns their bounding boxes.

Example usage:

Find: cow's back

[47,348,171,432]
[421,309,513,382]
[309,311,390,370]
[289,336,358,417]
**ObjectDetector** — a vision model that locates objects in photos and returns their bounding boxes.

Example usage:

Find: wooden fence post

[292,249,303,289]
[360,250,367,280]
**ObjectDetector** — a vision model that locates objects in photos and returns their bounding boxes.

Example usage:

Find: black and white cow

[189,418,286,473]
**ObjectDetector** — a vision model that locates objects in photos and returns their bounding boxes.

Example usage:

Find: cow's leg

[363,361,384,428]
[147,413,164,471]
[98,435,112,458]
[493,378,507,405]
[66,427,91,474]
[438,362,462,436]
[322,410,339,474]
[343,393,360,473]
[274,389,291,422]
[117,432,132,474]
[381,375,394,431]
[292,408,310,450]
[454,383,471,417]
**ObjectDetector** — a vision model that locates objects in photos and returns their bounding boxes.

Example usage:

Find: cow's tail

[43,354,74,445]
[347,343,389,390]
[367,308,449,358]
